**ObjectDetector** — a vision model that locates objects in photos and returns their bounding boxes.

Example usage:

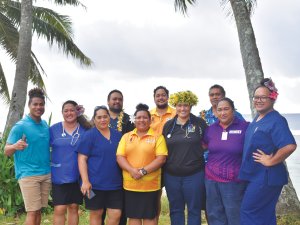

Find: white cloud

[1,0,300,132]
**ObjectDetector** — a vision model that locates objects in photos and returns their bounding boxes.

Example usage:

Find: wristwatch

[139,168,148,176]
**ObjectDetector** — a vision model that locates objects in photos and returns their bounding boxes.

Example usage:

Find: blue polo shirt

[203,117,249,182]
[239,110,296,186]
[50,122,86,184]
[76,127,122,190]
[7,115,50,180]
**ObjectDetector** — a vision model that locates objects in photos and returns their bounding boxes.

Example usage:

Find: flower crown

[263,78,279,100]
[169,90,198,107]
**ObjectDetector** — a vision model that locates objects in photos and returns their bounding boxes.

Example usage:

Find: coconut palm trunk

[229,0,300,214]
[229,0,263,118]
[5,0,33,132]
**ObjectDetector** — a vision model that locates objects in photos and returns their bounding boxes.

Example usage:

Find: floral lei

[117,110,124,132]
[199,110,210,125]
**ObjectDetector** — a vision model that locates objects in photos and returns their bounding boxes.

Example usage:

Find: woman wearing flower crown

[50,100,91,225]
[239,78,297,225]
[162,91,208,225]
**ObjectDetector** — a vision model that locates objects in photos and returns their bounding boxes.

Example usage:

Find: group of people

[4,78,297,225]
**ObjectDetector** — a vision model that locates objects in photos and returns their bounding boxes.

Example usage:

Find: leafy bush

[0,132,24,216]
[277,214,300,225]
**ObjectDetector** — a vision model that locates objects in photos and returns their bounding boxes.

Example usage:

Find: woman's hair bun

[136,103,149,111]
[260,78,270,86]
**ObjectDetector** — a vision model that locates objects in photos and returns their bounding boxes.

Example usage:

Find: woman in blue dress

[77,106,123,225]
[50,100,91,225]
[239,78,297,225]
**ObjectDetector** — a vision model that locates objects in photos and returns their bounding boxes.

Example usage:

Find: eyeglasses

[252,96,270,102]
[94,105,108,111]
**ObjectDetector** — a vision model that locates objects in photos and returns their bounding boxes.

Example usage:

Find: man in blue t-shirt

[201,84,245,125]
[5,88,50,225]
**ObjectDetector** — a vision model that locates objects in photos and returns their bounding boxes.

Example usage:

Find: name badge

[229,130,242,134]
[221,131,228,140]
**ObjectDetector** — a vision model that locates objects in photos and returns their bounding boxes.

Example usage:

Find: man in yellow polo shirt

[150,86,176,135]
[150,86,176,223]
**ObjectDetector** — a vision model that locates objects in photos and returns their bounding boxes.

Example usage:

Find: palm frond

[174,0,196,15]
[0,11,19,62]
[245,0,257,15]
[32,6,92,66]
[5,1,73,35]
[53,0,86,8]
[221,0,257,16]
[31,51,46,76]
[0,61,10,104]
[28,56,49,100]
[33,6,73,38]
[29,53,46,88]
[4,1,91,66]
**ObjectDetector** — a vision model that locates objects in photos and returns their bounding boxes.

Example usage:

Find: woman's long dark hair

[62,100,92,129]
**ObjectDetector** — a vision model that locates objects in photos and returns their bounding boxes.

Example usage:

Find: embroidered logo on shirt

[187,124,195,132]
[146,138,155,144]
[229,130,242,134]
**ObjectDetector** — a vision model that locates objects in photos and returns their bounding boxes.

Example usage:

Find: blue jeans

[205,179,246,225]
[164,171,205,225]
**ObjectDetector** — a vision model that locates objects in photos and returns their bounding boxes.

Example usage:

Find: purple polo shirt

[203,117,249,182]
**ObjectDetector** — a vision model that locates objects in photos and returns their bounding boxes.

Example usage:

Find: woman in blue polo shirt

[203,97,249,225]
[50,100,91,225]
[239,78,297,225]
[77,105,123,225]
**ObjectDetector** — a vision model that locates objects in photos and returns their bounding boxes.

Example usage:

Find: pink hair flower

[269,91,278,100]
[76,105,85,117]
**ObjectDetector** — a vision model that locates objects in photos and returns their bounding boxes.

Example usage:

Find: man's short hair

[107,89,123,101]
[153,86,169,97]
[209,84,226,96]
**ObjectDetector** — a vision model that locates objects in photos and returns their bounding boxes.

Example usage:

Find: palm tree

[174,0,300,215]
[7,0,34,135]
[0,0,92,131]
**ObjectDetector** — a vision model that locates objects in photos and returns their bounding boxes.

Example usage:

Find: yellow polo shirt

[116,128,168,192]
[150,106,176,135]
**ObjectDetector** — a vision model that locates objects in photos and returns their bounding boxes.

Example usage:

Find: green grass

[1,196,299,224]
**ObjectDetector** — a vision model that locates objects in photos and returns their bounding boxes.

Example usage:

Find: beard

[109,107,122,114]
[156,103,168,109]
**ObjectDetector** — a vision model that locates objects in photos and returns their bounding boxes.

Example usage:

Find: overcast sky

[1,0,300,131]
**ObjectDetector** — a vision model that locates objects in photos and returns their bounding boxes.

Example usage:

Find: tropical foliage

[0,0,92,104]
[0,131,23,216]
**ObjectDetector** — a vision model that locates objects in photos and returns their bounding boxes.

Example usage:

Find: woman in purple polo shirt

[203,97,249,225]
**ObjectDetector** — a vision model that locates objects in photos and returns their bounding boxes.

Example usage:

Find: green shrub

[0,132,24,216]
[277,214,300,225]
